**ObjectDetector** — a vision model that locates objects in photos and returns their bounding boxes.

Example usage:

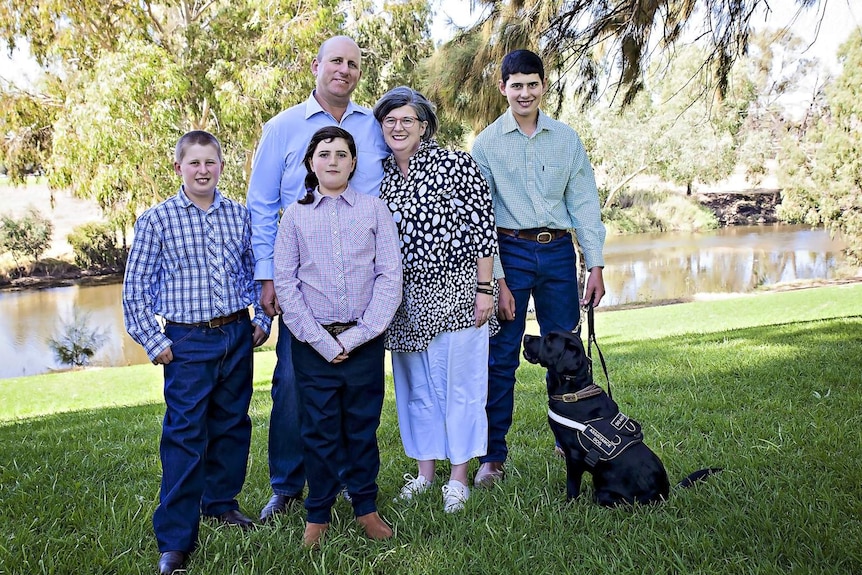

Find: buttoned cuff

[254,259,274,282]
[493,255,505,280]
[144,333,171,362]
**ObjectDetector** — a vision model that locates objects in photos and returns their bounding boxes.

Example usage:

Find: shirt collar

[501,108,552,136]
[177,186,223,210]
[311,185,357,207]
[304,91,371,121]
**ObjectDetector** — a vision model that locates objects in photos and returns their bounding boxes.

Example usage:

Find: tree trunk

[604,165,648,209]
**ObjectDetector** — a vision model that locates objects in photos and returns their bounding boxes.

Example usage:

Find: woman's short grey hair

[373,86,439,141]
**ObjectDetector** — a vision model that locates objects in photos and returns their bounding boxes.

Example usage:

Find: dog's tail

[676,467,723,489]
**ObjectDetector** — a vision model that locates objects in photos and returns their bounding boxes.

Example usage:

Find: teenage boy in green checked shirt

[470,49,607,487]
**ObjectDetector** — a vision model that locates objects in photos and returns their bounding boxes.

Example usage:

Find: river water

[0,224,847,379]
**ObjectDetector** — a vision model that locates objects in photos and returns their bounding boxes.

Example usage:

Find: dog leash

[585,302,613,400]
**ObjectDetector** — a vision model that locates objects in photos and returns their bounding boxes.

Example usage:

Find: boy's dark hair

[175,130,222,163]
[501,49,545,84]
[299,126,357,204]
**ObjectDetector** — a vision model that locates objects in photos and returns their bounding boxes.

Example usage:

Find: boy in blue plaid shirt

[123,130,270,575]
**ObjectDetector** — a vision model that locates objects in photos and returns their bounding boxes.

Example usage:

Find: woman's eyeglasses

[382,116,420,129]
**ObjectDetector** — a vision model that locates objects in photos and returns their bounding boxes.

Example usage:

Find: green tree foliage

[0,76,63,182]
[0,0,437,232]
[736,28,826,184]
[572,44,754,206]
[350,0,434,105]
[1,0,437,234]
[425,0,821,131]
[49,42,190,236]
[0,0,149,68]
[348,0,466,145]
[777,30,862,265]
[0,205,53,273]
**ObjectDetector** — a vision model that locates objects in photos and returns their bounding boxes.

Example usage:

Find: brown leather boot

[356,511,393,540]
[474,461,505,488]
[302,522,329,547]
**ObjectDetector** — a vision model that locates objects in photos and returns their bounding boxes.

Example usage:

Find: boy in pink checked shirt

[273,126,402,547]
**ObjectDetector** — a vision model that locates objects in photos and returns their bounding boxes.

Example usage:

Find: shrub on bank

[603,189,719,234]
[0,206,53,275]
[68,222,127,272]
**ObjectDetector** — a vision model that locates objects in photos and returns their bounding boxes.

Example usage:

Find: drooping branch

[425,0,824,130]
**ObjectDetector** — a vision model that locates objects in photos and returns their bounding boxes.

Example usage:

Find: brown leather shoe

[302,522,329,547]
[158,551,187,575]
[213,509,256,529]
[356,511,393,540]
[259,493,301,523]
[474,461,505,488]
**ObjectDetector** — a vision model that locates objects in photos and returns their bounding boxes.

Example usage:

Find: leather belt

[322,321,357,337]
[497,227,568,244]
[167,311,243,329]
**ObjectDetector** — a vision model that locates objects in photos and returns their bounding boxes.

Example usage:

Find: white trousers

[391,324,489,465]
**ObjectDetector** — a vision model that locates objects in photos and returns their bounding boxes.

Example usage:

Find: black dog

[523,331,718,506]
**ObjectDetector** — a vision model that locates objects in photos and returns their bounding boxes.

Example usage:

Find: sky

[1,0,859,88]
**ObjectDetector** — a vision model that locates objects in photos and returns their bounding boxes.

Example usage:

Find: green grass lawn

[1,284,861,574]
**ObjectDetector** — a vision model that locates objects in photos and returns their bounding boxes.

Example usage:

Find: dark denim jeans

[153,314,254,553]
[291,334,385,524]
[483,233,581,464]
[266,316,306,497]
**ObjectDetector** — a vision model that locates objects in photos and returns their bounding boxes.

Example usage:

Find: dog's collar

[550,383,603,403]
[547,408,588,432]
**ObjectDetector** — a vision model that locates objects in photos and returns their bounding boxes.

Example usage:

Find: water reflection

[602,225,845,307]
[0,284,152,379]
[0,224,847,378]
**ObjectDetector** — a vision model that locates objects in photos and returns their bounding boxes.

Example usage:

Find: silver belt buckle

[536,231,554,244]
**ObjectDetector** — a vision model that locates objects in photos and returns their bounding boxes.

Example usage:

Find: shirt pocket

[221,237,247,277]
[345,216,378,252]
[541,162,570,199]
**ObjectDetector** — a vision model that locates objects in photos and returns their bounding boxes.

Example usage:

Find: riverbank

[0,179,837,293]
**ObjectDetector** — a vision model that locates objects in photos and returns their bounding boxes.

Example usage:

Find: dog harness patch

[579,413,643,462]
[548,408,644,467]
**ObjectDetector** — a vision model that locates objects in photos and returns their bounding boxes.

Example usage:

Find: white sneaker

[442,480,470,513]
[395,473,432,501]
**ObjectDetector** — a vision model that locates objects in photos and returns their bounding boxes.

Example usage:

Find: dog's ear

[539,331,569,371]
[554,333,588,374]
[537,332,566,368]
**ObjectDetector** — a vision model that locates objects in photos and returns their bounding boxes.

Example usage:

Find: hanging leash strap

[585,302,612,400]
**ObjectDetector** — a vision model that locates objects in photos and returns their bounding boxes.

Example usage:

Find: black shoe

[212,509,256,530]
[259,493,301,523]
[158,551,187,575]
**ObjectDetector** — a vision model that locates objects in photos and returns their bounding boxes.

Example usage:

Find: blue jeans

[266,317,305,497]
[153,313,254,553]
[482,234,581,464]
[291,334,385,524]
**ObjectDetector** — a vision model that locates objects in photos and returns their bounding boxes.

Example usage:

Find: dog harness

[548,408,644,468]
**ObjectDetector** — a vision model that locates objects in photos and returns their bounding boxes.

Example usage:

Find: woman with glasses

[373,86,498,513]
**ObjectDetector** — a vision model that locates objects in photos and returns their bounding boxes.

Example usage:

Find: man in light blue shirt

[471,49,607,487]
[246,35,389,522]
